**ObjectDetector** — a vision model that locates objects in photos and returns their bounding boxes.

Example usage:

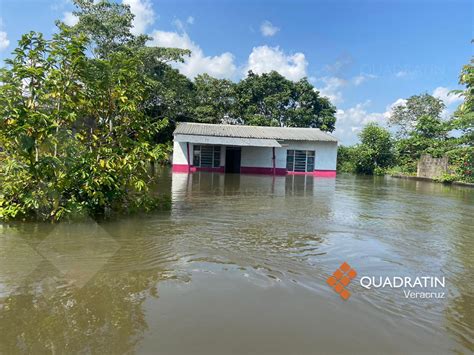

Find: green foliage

[388,93,445,137]
[373,166,387,176]
[434,173,457,183]
[141,60,194,146]
[0,28,167,221]
[354,123,394,174]
[445,147,474,183]
[336,145,357,173]
[413,114,448,139]
[337,124,394,175]
[193,74,236,124]
[451,57,474,146]
[384,88,466,177]
[68,0,138,58]
[67,0,190,62]
[234,71,336,131]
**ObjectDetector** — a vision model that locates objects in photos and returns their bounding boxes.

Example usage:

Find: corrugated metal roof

[174,134,281,147]
[174,122,337,142]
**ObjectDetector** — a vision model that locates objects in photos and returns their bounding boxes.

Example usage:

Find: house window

[286,150,315,172]
[193,145,221,168]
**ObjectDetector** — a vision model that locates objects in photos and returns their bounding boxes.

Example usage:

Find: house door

[225,147,241,173]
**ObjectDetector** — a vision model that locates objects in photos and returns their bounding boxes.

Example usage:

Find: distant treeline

[337,76,473,182]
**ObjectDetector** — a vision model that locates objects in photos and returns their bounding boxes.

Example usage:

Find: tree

[447,53,474,182]
[388,94,445,137]
[235,71,336,131]
[354,123,394,174]
[452,56,474,146]
[0,28,168,221]
[142,62,195,147]
[193,74,237,124]
[67,0,192,152]
[66,0,141,58]
[413,114,448,139]
[386,93,455,173]
[336,145,357,173]
[292,78,336,130]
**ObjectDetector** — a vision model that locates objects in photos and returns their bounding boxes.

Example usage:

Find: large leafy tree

[291,78,337,130]
[235,71,293,127]
[1,30,87,220]
[143,64,195,145]
[0,27,169,221]
[67,0,192,150]
[68,0,140,58]
[387,93,452,171]
[69,0,189,60]
[234,71,336,131]
[193,74,237,124]
[388,94,445,137]
[354,123,394,174]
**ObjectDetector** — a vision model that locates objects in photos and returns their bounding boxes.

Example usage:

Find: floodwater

[0,171,473,354]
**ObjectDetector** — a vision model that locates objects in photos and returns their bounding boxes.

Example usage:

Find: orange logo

[327,262,357,300]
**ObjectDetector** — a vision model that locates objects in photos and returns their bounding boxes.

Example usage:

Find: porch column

[272,147,276,175]
[186,142,190,173]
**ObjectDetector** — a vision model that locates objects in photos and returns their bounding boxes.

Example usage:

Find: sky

[0,0,472,144]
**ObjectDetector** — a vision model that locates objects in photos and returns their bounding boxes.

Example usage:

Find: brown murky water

[0,171,473,354]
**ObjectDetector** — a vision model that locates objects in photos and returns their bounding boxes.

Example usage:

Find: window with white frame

[193,145,221,168]
[286,150,315,172]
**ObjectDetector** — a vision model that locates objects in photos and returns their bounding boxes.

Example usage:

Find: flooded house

[172,123,338,177]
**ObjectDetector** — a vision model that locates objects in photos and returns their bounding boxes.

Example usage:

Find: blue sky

[0,0,472,144]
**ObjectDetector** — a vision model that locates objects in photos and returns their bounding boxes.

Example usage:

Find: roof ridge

[174,122,337,142]
[177,122,325,131]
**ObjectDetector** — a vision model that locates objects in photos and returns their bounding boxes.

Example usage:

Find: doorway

[225,147,241,173]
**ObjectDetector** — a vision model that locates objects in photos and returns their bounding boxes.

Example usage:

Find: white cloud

[149,30,237,79]
[334,98,404,145]
[0,31,8,51]
[173,16,195,32]
[122,0,155,35]
[432,86,463,106]
[395,70,408,78]
[260,20,280,37]
[325,55,353,76]
[314,77,346,104]
[62,11,79,26]
[312,73,376,105]
[352,75,366,86]
[244,46,307,81]
[0,18,9,51]
[172,19,186,32]
[352,73,377,86]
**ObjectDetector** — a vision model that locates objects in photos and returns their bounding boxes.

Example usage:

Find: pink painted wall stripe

[172,164,336,177]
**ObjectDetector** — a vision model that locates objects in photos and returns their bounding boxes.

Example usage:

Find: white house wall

[240,141,337,171]
[280,141,338,171]
[172,140,188,165]
[241,146,273,168]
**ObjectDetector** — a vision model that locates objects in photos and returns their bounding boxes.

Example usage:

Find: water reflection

[0,272,154,353]
[0,171,472,354]
[445,203,474,352]
[0,219,182,354]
